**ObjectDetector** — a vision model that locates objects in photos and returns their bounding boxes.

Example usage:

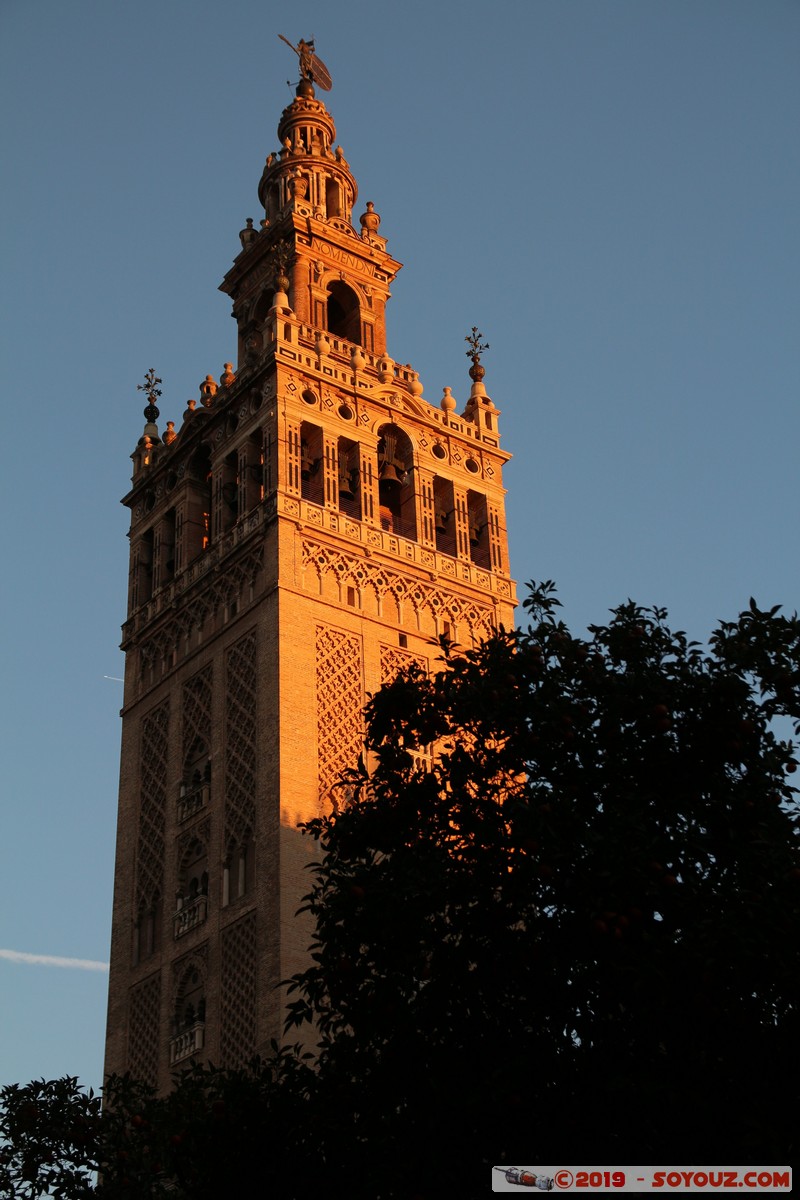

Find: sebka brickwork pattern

[182,664,213,766]
[315,624,363,801]
[135,701,170,911]
[220,911,258,1067]
[379,643,428,685]
[127,972,162,1087]
[224,631,258,850]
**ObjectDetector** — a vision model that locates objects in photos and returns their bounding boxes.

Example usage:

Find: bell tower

[104,53,516,1091]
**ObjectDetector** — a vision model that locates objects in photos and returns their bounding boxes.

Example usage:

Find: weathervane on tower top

[278,34,333,91]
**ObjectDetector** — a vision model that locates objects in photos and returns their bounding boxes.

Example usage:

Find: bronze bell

[339,469,355,500]
[301,441,318,480]
[378,460,403,488]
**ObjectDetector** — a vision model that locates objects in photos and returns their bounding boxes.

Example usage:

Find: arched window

[170,964,206,1065]
[179,743,210,822]
[174,837,209,939]
[222,833,255,907]
[326,281,361,345]
[377,424,416,542]
[325,177,341,218]
[133,890,161,965]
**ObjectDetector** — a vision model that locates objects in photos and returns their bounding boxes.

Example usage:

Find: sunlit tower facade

[104,53,516,1091]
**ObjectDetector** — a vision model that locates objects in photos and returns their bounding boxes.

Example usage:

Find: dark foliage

[2,585,798,1197]
[0,1049,318,1199]
[286,583,800,1187]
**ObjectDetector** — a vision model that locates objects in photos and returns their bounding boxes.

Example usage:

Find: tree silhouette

[2,584,798,1197]
[286,583,799,1185]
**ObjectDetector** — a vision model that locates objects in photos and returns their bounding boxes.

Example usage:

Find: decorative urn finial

[239,217,258,252]
[360,201,380,241]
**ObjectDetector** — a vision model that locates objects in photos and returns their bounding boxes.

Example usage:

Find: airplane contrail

[103,676,124,682]
[0,948,109,972]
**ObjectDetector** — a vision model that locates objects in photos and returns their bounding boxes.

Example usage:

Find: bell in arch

[338,453,356,500]
[301,439,319,480]
[378,430,405,489]
[379,461,403,488]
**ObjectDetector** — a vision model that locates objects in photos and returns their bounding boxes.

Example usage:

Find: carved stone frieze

[135,547,263,684]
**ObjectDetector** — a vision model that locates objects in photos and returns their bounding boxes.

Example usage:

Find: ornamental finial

[137,368,162,424]
[465,327,489,382]
[271,238,293,290]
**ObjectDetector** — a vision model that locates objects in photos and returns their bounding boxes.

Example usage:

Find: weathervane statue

[278,34,333,91]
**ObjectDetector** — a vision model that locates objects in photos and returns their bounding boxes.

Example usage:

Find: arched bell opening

[467,490,491,569]
[133,527,154,609]
[265,182,281,223]
[217,449,239,535]
[325,177,342,218]
[433,477,457,557]
[337,436,361,520]
[300,421,324,506]
[186,445,212,560]
[240,430,266,512]
[252,288,276,328]
[377,424,416,541]
[326,280,361,345]
[157,509,176,588]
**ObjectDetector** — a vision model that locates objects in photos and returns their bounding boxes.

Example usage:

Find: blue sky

[1,0,797,1094]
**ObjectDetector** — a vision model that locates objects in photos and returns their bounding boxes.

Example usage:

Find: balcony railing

[169,1021,205,1066]
[173,894,208,939]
